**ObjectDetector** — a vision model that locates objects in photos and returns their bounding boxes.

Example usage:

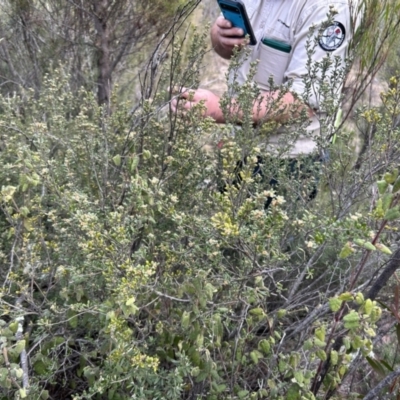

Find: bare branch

[363,367,400,400]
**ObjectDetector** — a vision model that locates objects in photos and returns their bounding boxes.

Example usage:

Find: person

[171,0,358,203]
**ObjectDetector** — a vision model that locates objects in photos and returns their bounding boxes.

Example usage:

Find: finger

[171,97,191,114]
[216,16,232,28]
[219,36,247,48]
[180,90,198,103]
[229,27,244,38]
[170,98,178,113]
[219,26,244,38]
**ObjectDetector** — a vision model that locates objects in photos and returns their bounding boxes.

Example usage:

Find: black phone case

[217,0,257,45]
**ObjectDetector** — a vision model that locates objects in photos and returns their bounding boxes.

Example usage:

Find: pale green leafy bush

[0,14,400,400]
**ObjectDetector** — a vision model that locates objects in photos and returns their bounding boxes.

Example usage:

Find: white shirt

[230,0,359,156]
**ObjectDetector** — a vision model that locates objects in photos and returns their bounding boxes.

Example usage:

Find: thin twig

[363,367,400,400]
[15,296,29,390]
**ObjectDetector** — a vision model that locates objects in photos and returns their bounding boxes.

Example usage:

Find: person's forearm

[250,90,313,124]
[212,90,313,124]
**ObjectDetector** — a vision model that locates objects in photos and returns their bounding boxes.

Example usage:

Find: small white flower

[150,177,159,185]
[263,190,275,198]
[274,196,286,205]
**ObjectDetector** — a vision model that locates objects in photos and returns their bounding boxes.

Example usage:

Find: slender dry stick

[286,244,327,303]
[15,297,29,390]
[2,347,22,391]
[363,367,400,400]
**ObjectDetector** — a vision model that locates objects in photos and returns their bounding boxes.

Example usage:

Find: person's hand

[211,16,248,59]
[171,87,224,123]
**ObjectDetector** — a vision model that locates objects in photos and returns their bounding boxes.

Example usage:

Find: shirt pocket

[254,40,292,88]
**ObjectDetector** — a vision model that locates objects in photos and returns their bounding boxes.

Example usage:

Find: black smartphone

[216,0,257,45]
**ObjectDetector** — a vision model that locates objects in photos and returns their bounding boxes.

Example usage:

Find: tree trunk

[92,0,111,108]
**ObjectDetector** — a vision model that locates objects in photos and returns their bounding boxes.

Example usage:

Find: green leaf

[316,349,327,361]
[108,387,117,400]
[339,243,354,259]
[143,149,151,160]
[19,389,27,399]
[238,390,249,399]
[374,198,384,218]
[329,297,342,312]
[303,339,313,350]
[343,337,351,350]
[130,156,139,172]
[0,368,8,383]
[215,384,227,393]
[19,206,29,217]
[379,359,394,372]
[278,359,288,373]
[205,283,216,300]
[196,371,209,383]
[377,180,389,195]
[366,356,386,378]
[249,307,265,316]
[375,243,392,255]
[15,368,23,379]
[330,350,339,366]
[286,383,301,400]
[294,371,304,385]
[8,321,18,334]
[277,309,287,318]
[196,332,204,348]
[364,299,373,316]
[393,176,400,193]
[352,335,364,349]
[112,154,121,166]
[258,339,271,355]
[314,338,326,347]
[33,358,50,376]
[355,292,364,305]
[250,350,260,364]
[338,292,353,302]
[315,326,325,342]
[212,313,223,345]
[289,352,300,368]
[126,297,135,306]
[67,309,78,329]
[188,348,201,366]
[384,207,400,221]
[181,311,190,330]
[343,311,360,329]
[384,170,398,184]
[14,340,25,355]
[354,239,376,251]
[382,193,394,211]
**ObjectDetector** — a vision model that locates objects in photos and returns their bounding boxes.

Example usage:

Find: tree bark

[366,246,400,300]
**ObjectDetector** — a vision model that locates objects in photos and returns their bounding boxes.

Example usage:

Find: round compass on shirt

[319,21,346,51]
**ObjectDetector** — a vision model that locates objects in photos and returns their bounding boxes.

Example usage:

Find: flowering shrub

[0,12,400,400]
